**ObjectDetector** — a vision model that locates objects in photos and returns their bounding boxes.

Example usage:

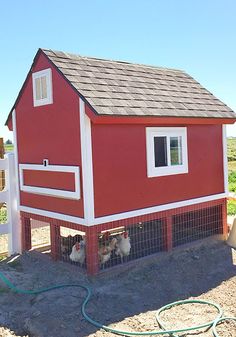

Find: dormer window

[32,68,53,106]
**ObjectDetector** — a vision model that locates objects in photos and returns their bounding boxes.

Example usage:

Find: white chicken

[98,237,117,267]
[115,231,131,262]
[69,239,86,265]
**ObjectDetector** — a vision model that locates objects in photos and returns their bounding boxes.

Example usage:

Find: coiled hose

[0,271,234,337]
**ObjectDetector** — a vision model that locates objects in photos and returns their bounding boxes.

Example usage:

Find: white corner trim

[19,205,86,225]
[19,192,227,227]
[222,125,229,195]
[79,98,95,222]
[146,127,188,177]
[32,68,53,107]
[19,164,80,200]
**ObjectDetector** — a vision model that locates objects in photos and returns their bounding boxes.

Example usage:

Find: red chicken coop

[5,49,236,274]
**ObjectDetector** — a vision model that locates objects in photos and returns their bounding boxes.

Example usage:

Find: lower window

[146,127,188,177]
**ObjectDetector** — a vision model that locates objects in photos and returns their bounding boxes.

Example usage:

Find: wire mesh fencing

[97,218,166,270]
[31,219,51,250]
[21,199,225,274]
[59,226,86,268]
[23,218,51,252]
[173,204,223,247]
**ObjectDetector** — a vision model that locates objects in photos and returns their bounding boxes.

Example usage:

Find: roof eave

[85,112,236,125]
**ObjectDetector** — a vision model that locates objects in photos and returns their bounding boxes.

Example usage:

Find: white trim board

[93,192,227,225]
[19,163,80,200]
[20,192,227,227]
[19,205,86,225]
[79,98,95,222]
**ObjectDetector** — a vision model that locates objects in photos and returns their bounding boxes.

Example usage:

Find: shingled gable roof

[41,49,236,119]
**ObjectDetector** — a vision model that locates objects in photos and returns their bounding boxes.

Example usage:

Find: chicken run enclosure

[20,198,226,274]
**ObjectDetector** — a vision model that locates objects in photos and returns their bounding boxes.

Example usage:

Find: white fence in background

[0,153,21,255]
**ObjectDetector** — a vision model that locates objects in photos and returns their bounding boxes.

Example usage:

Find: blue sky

[1,0,236,140]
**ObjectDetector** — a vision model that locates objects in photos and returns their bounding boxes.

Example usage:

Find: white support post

[6,153,21,255]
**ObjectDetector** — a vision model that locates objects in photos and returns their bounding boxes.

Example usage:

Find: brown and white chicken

[115,231,131,262]
[61,234,83,255]
[98,237,117,267]
[69,239,86,265]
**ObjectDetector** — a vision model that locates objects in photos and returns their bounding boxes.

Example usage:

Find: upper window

[32,68,53,107]
[146,127,188,177]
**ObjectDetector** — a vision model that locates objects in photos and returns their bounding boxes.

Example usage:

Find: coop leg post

[222,198,228,239]
[166,215,173,251]
[21,215,31,251]
[50,224,60,260]
[86,227,99,275]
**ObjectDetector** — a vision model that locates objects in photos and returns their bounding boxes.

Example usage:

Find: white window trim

[19,164,80,200]
[32,68,53,107]
[146,127,188,177]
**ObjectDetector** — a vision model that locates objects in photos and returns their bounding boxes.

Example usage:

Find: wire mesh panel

[30,219,51,250]
[59,226,86,268]
[173,204,223,247]
[98,217,166,270]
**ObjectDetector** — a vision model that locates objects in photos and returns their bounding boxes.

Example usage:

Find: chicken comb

[102,231,110,240]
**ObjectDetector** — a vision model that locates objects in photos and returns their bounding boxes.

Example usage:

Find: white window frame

[32,68,53,107]
[19,164,80,200]
[146,127,188,177]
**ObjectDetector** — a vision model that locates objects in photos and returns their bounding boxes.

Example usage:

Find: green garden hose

[212,317,236,337]
[0,271,234,337]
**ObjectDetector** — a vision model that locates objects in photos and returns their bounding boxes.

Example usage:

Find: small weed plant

[227,199,236,216]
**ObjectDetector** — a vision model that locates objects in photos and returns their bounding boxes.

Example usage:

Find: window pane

[41,76,47,99]
[170,136,182,165]
[154,136,167,167]
[35,78,41,100]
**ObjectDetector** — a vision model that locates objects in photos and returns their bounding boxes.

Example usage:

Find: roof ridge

[41,48,184,74]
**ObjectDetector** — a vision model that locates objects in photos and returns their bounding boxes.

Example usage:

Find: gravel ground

[0,237,235,337]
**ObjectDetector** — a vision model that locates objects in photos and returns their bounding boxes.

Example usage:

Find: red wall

[92,123,224,217]
[15,53,84,217]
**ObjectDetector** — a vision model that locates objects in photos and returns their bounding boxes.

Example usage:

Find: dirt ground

[0,237,235,337]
